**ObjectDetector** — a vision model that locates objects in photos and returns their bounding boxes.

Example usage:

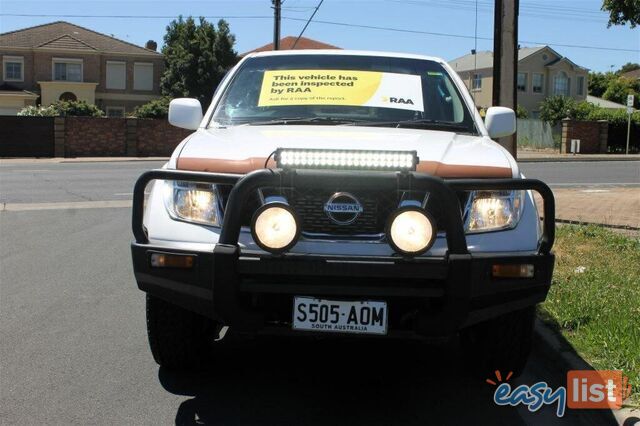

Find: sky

[0,0,638,72]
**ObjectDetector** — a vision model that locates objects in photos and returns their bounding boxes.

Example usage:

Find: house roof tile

[38,34,97,51]
[448,46,547,72]
[242,36,340,56]
[0,21,160,56]
[621,69,640,80]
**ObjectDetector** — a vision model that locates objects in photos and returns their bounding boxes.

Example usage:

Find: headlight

[465,190,524,233]
[251,203,300,253]
[164,180,221,226]
[386,207,437,256]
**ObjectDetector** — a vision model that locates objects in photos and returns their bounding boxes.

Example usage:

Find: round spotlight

[251,203,300,254]
[386,207,437,256]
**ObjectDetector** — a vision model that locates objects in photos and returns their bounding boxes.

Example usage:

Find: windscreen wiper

[346,119,475,133]
[243,117,367,126]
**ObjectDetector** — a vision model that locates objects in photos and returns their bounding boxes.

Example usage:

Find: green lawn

[539,225,640,406]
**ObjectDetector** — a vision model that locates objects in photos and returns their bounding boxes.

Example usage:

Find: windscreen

[211,54,476,133]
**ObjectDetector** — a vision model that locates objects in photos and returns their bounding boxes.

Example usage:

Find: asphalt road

[0,160,638,205]
[0,160,635,425]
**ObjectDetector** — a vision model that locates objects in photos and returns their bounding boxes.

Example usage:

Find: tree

[602,0,640,27]
[160,17,238,109]
[618,62,640,74]
[602,77,640,106]
[588,71,617,98]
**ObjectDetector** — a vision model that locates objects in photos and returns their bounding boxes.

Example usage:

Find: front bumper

[131,168,556,337]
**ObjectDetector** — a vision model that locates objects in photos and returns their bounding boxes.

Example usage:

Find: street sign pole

[627,95,635,155]
[627,108,631,155]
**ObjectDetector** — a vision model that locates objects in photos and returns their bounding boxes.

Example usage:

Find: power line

[1,12,637,53]
[291,0,324,49]
[0,13,273,19]
[385,0,608,23]
[284,16,493,40]
[281,16,640,53]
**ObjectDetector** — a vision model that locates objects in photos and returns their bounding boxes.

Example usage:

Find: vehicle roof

[246,49,447,64]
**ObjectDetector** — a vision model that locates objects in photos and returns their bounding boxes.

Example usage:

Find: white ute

[131,50,556,376]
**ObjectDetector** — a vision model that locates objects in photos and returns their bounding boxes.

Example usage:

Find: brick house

[0,21,164,116]
[449,46,589,117]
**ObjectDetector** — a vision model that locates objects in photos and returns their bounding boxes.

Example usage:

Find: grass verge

[539,225,640,406]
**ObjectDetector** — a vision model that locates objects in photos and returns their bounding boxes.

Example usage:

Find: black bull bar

[131,168,555,331]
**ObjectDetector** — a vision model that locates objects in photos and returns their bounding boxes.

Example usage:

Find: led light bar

[275,148,418,171]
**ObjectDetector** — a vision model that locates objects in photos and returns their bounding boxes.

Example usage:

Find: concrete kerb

[0,157,169,164]
[2,155,639,164]
[534,319,639,424]
[518,155,640,163]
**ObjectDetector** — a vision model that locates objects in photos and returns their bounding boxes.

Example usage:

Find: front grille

[290,188,397,236]
[219,184,469,239]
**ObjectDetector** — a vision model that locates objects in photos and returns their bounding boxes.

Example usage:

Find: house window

[3,56,24,82]
[133,63,153,91]
[517,72,528,92]
[106,61,126,90]
[53,59,83,82]
[577,75,585,96]
[106,106,125,118]
[532,73,544,94]
[554,72,570,96]
[472,73,482,90]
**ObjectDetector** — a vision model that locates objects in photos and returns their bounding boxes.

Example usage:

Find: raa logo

[382,96,414,105]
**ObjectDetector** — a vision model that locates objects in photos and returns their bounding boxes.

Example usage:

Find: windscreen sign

[258,69,424,111]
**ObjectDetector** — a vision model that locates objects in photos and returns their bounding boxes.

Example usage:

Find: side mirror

[485,106,516,139]
[168,98,203,130]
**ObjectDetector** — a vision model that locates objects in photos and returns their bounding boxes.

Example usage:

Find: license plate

[292,297,388,335]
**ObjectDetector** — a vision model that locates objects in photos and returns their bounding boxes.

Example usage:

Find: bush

[539,96,576,126]
[55,100,104,117]
[539,96,640,126]
[17,105,58,116]
[516,105,529,119]
[586,107,640,126]
[17,100,104,117]
[133,97,170,119]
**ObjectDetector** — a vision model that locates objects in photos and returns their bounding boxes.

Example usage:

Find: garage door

[0,116,55,157]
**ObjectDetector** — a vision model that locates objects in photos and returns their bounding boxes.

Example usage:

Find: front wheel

[460,306,535,378]
[146,294,218,370]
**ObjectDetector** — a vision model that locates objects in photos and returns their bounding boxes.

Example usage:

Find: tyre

[146,294,218,370]
[460,306,535,378]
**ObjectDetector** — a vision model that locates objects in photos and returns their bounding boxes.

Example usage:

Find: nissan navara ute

[131,50,555,375]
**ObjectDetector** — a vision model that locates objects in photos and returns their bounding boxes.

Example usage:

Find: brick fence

[2,116,635,157]
[560,119,608,154]
[65,117,128,157]
[0,116,191,158]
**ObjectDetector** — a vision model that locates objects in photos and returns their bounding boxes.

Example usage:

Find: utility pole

[492,0,519,158]
[273,0,282,50]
